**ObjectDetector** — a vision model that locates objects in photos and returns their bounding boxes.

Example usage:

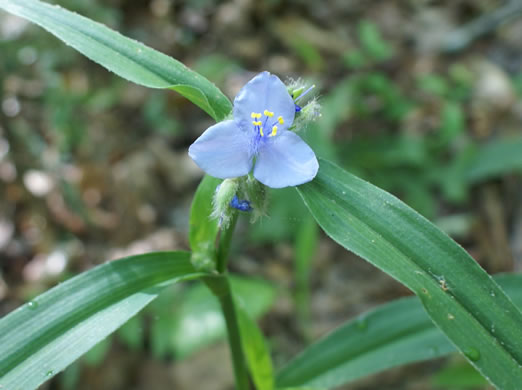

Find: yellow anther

[264,110,274,117]
[277,116,284,124]
[270,125,278,137]
[251,112,262,119]
[259,127,264,137]
[252,121,262,126]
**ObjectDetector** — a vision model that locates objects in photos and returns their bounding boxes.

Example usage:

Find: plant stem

[216,212,238,273]
[206,213,249,390]
[218,279,250,390]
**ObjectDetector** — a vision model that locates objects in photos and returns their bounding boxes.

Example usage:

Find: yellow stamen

[252,121,262,126]
[259,127,264,137]
[277,116,284,124]
[264,110,274,117]
[270,125,278,137]
[251,112,262,119]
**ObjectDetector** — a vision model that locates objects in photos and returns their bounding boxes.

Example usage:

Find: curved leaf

[0,0,232,121]
[0,251,202,390]
[296,159,522,389]
[237,303,274,390]
[277,273,522,388]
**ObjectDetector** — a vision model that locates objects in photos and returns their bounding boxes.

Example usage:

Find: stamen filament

[254,109,282,137]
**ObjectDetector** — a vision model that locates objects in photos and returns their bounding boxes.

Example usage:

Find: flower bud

[212,178,239,228]
[290,85,306,99]
[301,98,322,121]
[286,79,321,131]
[244,176,268,222]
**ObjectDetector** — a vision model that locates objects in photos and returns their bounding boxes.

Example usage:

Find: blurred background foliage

[1,0,521,389]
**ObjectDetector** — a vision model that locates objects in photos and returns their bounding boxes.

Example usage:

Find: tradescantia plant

[1,1,522,390]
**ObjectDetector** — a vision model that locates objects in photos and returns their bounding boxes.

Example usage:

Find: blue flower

[188,72,319,188]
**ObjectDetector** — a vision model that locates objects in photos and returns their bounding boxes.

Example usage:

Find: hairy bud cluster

[287,79,322,131]
[211,177,268,229]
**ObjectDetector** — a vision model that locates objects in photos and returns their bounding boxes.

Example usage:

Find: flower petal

[253,131,318,188]
[188,120,253,179]
[233,72,295,133]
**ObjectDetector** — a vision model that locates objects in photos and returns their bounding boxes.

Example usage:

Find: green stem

[216,212,238,273]
[205,213,249,390]
[218,280,250,390]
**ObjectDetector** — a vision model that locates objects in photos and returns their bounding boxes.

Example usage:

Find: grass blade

[0,251,202,390]
[277,273,522,388]
[296,159,522,389]
[0,0,232,121]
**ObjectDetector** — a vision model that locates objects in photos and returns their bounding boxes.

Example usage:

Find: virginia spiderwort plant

[189,72,319,189]
[3,2,522,390]
[188,74,321,388]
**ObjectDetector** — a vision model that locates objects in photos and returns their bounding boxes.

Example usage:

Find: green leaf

[295,216,319,279]
[277,273,522,389]
[294,216,319,333]
[189,175,222,270]
[296,159,522,389]
[237,303,274,390]
[0,0,232,121]
[0,251,202,390]
[466,136,522,183]
[172,276,277,358]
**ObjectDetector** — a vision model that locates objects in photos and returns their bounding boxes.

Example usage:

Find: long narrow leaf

[237,303,275,390]
[296,159,522,389]
[0,251,202,390]
[277,273,522,388]
[0,0,232,121]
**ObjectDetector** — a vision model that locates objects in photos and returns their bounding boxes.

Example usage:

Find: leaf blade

[0,0,232,121]
[237,303,275,390]
[296,159,522,389]
[277,273,522,388]
[0,251,202,390]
